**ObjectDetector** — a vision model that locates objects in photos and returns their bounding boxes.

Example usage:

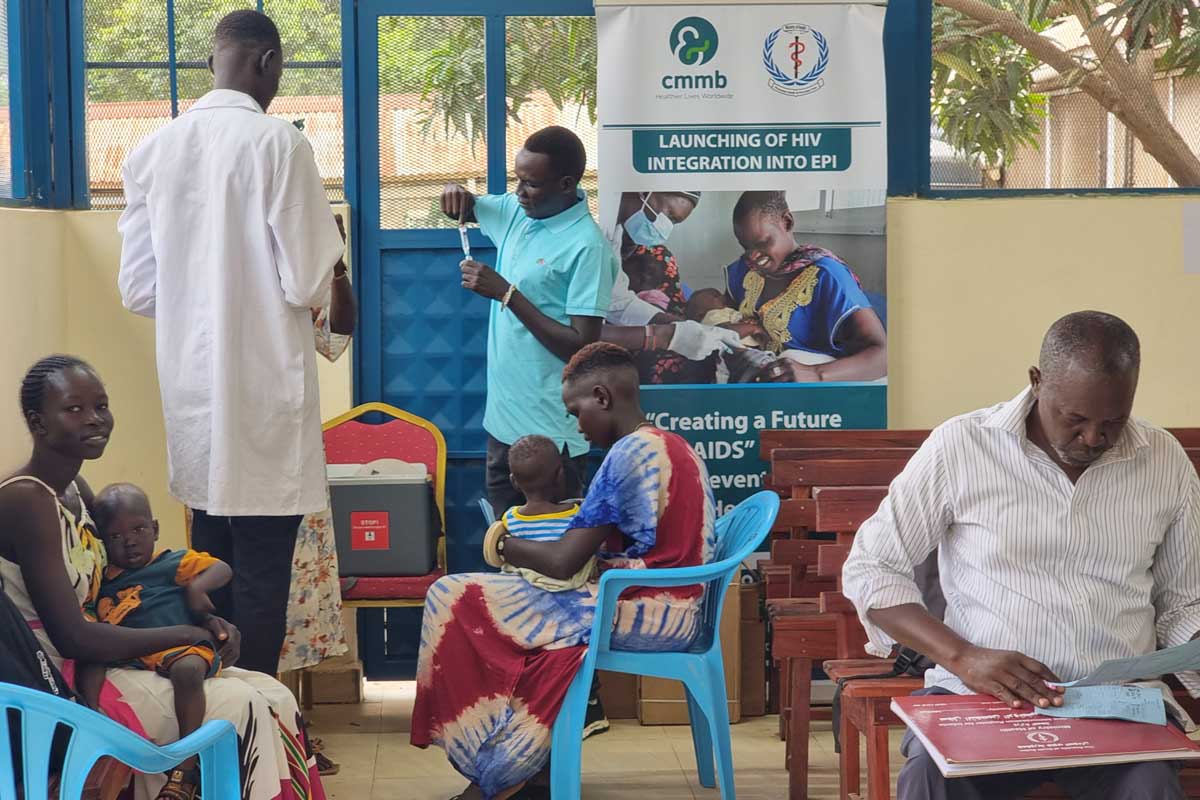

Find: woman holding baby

[411,343,716,800]
[727,190,887,383]
[0,355,326,800]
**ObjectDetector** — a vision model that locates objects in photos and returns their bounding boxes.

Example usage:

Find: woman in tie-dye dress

[412,343,716,800]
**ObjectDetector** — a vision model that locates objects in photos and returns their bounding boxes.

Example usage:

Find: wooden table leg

[839,700,860,800]
[788,657,812,800]
[781,658,792,743]
[300,668,314,711]
[866,719,891,800]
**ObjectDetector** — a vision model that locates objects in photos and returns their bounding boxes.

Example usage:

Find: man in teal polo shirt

[441,126,617,522]
[443,129,618,740]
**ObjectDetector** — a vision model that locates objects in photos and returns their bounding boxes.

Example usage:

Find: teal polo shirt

[475,191,617,457]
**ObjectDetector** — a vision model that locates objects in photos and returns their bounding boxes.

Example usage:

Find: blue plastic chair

[0,682,240,800]
[478,496,496,526]
[549,490,780,800]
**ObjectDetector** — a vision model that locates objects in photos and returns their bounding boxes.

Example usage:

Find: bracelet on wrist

[501,284,518,309]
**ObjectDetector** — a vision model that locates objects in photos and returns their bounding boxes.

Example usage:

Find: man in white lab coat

[117,10,346,676]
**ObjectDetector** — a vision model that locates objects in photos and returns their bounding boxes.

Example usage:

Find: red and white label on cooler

[350,512,390,550]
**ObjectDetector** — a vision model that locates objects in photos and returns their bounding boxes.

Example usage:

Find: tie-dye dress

[411,427,716,798]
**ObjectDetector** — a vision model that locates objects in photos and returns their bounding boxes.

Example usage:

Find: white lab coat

[118,89,344,517]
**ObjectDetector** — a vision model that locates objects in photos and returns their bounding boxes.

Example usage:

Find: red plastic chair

[324,402,448,608]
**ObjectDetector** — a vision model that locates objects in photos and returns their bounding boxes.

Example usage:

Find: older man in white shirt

[843,311,1200,800]
[117,9,345,676]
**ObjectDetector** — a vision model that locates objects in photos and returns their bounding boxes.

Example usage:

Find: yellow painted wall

[2,194,1198,547]
[58,211,183,542]
[1,210,68,472]
[885,195,1200,428]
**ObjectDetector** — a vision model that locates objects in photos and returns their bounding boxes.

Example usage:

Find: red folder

[892,694,1200,777]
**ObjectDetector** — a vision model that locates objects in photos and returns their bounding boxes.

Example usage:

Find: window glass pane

[504,16,597,218]
[272,67,344,202]
[377,15,487,229]
[85,68,172,209]
[84,0,344,207]
[0,0,12,197]
[86,0,169,62]
[175,0,251,66]
[268,0,343,202]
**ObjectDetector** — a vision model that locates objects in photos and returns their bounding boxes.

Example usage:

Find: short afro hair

[1039,311,1140,380]
[508,435,561,487]
[562,342,637,385]
[214,9,282,50]
[523,126,587,182]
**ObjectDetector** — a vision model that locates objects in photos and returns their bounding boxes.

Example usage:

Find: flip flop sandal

[314,750,340,776]
[155,767,199,800]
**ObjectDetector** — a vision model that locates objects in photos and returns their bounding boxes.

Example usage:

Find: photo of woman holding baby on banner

[602,188,888,385]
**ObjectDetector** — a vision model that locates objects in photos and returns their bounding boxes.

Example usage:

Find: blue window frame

[0,0,81,207]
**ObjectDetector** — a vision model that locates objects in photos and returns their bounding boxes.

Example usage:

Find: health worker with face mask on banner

[599,191,743,361]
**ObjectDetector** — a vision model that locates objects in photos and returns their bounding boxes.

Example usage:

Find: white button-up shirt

[118,89,344,517]
[843,387,1200,696]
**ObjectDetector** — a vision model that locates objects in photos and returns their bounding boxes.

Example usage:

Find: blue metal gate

[341,0,595,678]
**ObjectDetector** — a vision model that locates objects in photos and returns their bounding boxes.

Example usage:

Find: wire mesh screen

[504,17,599,219]
[0,0,13,197]
[376,16,487,229]
[930,7,1200,191]
[86,69,173,209]
[84,0,344,208]
[266,0,343,201]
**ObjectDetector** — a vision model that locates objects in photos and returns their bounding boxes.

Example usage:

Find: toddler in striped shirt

[498,434,594,591]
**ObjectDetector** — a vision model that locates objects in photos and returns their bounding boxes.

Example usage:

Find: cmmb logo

[763,23,829,97]
[670,17,718,65]
[662,16,728,91]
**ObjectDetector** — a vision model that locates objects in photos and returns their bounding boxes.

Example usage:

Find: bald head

[1038,311,1140,385]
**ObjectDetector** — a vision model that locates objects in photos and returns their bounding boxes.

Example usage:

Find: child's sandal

[155,767,200,800]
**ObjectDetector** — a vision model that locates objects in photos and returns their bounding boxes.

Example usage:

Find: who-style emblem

[763,24,829,97]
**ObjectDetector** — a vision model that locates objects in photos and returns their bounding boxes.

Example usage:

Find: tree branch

[938,0,1116,99]
[1069,0,1200,184]
[937,0,1200,184]
[932,22,1006,54]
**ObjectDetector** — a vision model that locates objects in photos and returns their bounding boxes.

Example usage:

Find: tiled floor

[308,682,906,800]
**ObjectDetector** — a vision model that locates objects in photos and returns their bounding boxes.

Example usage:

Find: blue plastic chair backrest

[692,491,779,651]
[478,497,496,526]
[0,682,236,799]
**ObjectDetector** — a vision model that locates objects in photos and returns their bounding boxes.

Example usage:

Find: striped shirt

[842,387,1200,696]
[503,504,580,543]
